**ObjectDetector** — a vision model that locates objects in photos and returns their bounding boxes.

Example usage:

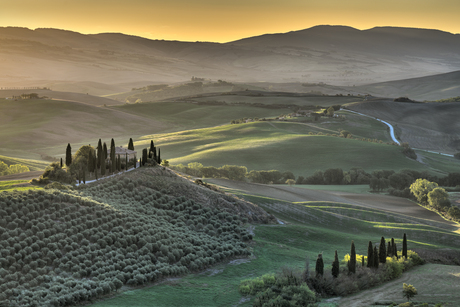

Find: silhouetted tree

[379,237,387,263]
[373,246,379,268]
[367,241,373,268]
[103,142,108,160]
[349,241,356,273]
[65,143,72,166]
[128,138,134,150]
[403,233,408,259]
[315,253,324,277]
[332,250,339,278]
[60,158,63,168]
[157,148,161,164]
[387,241,392,257]
[142,148,148,166]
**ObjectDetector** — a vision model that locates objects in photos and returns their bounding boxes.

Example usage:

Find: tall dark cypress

[111,138,115,150]
[373,246,379,268]
[103,143,108,160]
[93,151,97,174]
[128,138,134,151]
[315,253,324,277]
[142,148,148,166]
[133,155,136,169]
[403,233,408,259]
[65,143,72,166]
[367,241,373,268]
[332,250,339,278]
[118,155,121,172]
[349,241,356,274]
[379,236,387,263]
[157,148,161,164]
[387,241,392,257]
[149,140,155,158]
[60,158,63,168]
[125,154,128,170]
[97,139,102,169]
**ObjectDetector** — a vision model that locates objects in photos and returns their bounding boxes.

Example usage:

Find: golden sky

[1,0,459,42]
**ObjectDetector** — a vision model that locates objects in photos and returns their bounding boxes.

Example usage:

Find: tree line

[0,162,29,177]
[38,138,163,185]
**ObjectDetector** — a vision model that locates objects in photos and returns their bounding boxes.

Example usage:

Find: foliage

[286,179,295,186]
[332,250,339,278]
[0,161,30,176]
[402,283,417,301]
[401,143,417,160]
[410,179,438,204]
[0,174,252,306]
[427,187,451,210]
[239,269,318,307]
[39,162,74,184]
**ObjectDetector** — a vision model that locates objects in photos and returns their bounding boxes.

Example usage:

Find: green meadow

[0,154,49,171]
[137,121,436,177]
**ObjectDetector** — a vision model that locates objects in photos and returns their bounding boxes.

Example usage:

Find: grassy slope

[111,102,292,132]
[139,121,432,177]
[0,154,49,171]
[92,190,460,307]
[0,98,169,158]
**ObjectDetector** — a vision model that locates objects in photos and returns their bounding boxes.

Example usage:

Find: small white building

[107,146,137,160]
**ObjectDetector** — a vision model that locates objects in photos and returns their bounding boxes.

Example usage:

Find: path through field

[206,179,459,231]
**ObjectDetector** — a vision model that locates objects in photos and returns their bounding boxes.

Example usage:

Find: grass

[91,192,460,307]
[138,121,432,177]
[111,101,292,132]
[415,150,460,174]
[0,154,49,171]
[0,180,40,191]
[294,184,371,194]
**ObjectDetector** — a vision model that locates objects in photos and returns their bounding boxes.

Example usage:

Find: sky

[1,0,460,42]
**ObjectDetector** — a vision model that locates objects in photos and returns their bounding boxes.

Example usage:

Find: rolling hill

[345,99,460,154]
[2,26,460,91]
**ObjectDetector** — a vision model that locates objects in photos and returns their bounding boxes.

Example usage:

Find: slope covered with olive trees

[0,167,271,306]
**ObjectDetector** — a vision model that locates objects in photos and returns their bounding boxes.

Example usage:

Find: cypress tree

[93,151,97,173]
[387,241,392,257]
[128,138,134,151]
[142,148,148,166]
[97,139,102,169]
[111,138,115,150]
[362,255,365,267]
[332,250,339,278]
[103,142,108,160]
[125,154,128,170]
[118,155,121,171]
[157,148,161,164]
[60,158,63,168]
[349,241,356,274]
[149,140,155,158]
[403,233,408,259]
[133,155,136,168]
[315,253,324,277]
[367,241,373,268]
[65,143,72,166]
[379,236,386,263]
[373,246,379,268]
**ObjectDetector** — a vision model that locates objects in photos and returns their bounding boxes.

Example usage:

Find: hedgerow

[0,176,252,306]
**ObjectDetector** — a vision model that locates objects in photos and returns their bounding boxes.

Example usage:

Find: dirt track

[206,179,459,229]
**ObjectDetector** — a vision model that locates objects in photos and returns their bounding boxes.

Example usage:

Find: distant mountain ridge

[1,25,460,90]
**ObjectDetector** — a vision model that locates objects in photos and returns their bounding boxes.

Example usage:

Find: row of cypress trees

[317,233,408,278]
[65,138,162,182]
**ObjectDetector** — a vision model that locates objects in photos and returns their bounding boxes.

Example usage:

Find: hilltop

[1,26,460,90]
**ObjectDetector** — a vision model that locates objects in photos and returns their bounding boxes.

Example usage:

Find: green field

[0,180,40,191]
[137,121,436,177]
[0,154,49,171]
[111,101,292,132]
[91,192,460,307]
